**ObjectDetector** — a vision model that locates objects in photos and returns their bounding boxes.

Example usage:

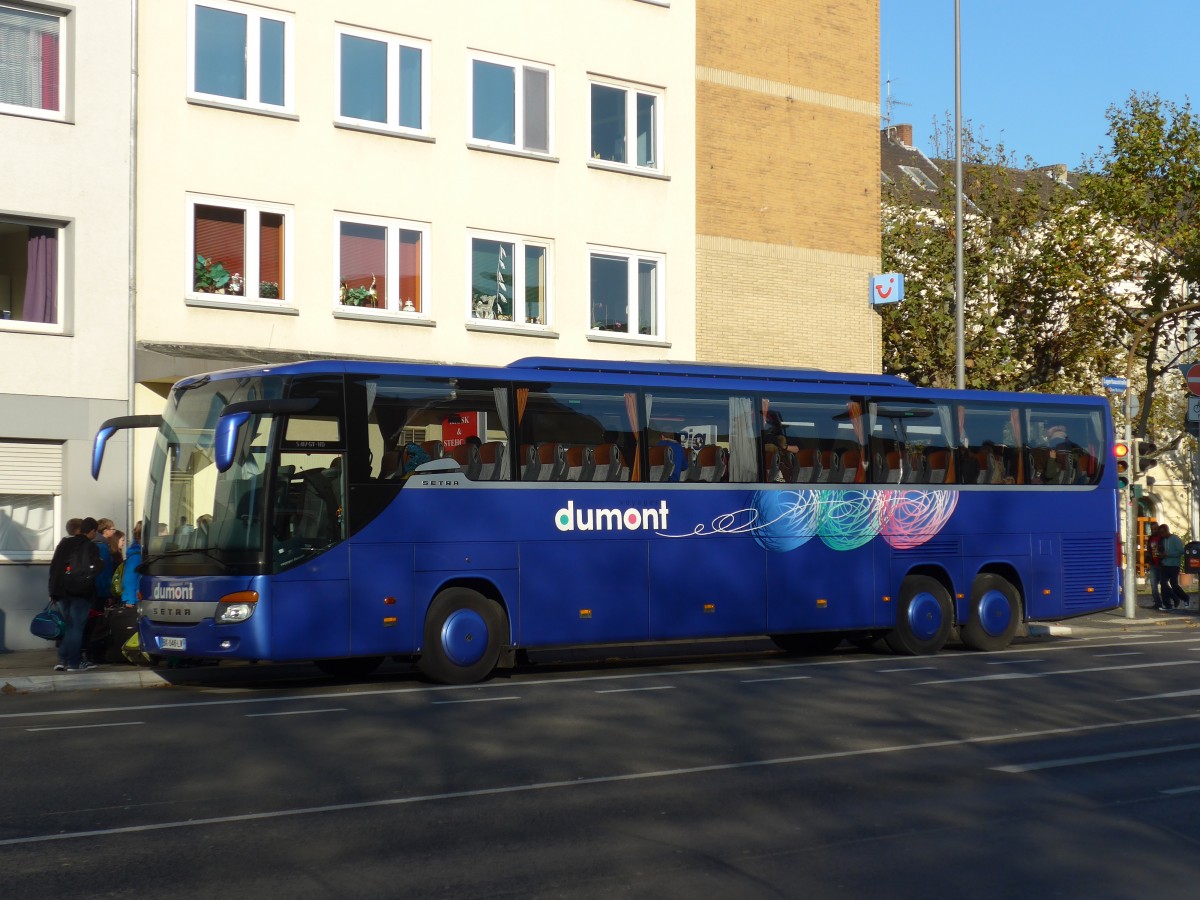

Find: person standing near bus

[1159,525,1190,610]
[1147,523,1166,610]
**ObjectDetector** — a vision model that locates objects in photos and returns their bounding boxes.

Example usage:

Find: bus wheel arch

[418,585,509,685]
[885,572,953,655]
[961,571,1023,652]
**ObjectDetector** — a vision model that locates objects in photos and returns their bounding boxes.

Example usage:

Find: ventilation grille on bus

[1061,536,1116,609]
[893,538,961,558]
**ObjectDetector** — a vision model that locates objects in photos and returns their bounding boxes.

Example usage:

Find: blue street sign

[1102,376,1128,393]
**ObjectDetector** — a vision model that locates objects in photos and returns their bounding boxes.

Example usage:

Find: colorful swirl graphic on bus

[658,489,958,553]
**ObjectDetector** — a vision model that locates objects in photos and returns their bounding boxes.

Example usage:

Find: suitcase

[105,605,140,664]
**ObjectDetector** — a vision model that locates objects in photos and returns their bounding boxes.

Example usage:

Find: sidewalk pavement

[2,602,1196,695]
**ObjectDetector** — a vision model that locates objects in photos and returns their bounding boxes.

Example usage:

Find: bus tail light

[216,590,259,624]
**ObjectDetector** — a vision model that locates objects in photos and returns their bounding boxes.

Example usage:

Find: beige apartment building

[0,0,879,649]
[0,0,133,650]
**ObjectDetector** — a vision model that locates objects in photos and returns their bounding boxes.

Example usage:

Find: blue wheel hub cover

[977,589,1013,637]
[440,608,489,667]
[907,591,944,641]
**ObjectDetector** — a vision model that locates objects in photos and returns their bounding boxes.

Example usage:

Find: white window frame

[588,77,664,174]
[467,50,554,156]
[0,441,62,563]
[333,212,431,319]
[0,2,69,122]
[588,245,666,341]
[186,193,294,308]
[467,230,553,329]
[187,0,295,115]
[0,214,67,335]
[334,24,429,137]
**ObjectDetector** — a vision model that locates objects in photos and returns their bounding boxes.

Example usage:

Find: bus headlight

[216,590,259,624]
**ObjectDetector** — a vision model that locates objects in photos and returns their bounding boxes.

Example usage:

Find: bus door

[268,377,351,659]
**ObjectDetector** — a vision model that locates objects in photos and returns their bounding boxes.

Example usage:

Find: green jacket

[1161,534,1185,567]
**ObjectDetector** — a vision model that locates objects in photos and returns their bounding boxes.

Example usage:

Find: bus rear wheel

[419,588,507,685]
[770,633,843,655]
[885,575,952,655]
[315,656,384,679]
[961,574,1021,652]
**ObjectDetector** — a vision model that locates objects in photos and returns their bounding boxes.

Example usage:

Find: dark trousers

[1160,565,1189,608]
[1149,566,1162,605]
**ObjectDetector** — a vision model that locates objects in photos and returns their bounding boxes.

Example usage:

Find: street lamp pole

[954,0,965,391]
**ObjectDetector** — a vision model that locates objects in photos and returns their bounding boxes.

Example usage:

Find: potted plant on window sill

[194,255,243,295]
[340,276,378,308]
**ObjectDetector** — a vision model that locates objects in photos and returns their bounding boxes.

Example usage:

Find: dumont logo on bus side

[554,500,669,532]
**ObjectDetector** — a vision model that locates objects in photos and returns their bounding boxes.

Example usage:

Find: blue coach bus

[92,357,1120,683]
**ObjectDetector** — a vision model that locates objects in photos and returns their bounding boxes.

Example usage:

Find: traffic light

[1115,441,1131,490]
[1136,441,1159,475]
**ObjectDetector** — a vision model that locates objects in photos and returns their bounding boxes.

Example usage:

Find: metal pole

[1124,393,1136,618]
[954,0,965,391]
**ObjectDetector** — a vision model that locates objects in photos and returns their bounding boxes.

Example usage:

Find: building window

[0,441,61,562]
[469,52,552,154]
[470,232,550,326]
[0,3,66,120]
[188,0,293,113]
[590,248,664,338]
[335,26,428,135]
[590,81,661,172]
[0,216,64,330]
[336,214,429,315]
[188,195,291,303]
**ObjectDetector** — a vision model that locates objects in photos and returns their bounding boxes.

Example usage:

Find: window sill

[587,160,670,181]
[0,320,66,336]
[587,332,670,348]
[186,296,299,316]
[467,142,559,165]
[467,321,559,339]
[187,96,299,121]
[334,308,436,327]
[334,120,435,143]
[0,105,71,125]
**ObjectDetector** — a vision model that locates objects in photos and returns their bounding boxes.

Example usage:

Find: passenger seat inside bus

[564,446,594,481]
[478,441,506,480]
[591,443,629,481]
[687,444,726,483]
[840,449,864,482]
[648,445,674,482]
[816,450,841,483]
[793,448,821,483]
[926,450,951,483]
[449,443,482,480]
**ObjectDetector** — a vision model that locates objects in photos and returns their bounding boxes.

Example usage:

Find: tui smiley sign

[869,273,903,306]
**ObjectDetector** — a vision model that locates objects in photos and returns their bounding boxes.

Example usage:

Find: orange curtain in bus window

[1008,408,1024,484]
[624,392,642,482]
[194,205,245,295]
[259,213,284,300]
[846,401,865,483]
[399,229,422,312]
[515,388,529,424]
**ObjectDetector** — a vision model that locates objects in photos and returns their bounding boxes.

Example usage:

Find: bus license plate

[161,637,186,651]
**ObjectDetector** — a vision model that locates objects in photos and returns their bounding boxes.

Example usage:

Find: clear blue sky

[880,1,1198,168]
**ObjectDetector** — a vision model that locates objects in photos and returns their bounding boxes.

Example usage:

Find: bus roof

[174,358,1111,411]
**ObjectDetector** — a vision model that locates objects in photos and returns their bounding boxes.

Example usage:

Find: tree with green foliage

[1080,92,1200,450]
[881,122,1128,394]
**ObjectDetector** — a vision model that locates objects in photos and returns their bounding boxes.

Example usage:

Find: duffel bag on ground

[30,601,65,641]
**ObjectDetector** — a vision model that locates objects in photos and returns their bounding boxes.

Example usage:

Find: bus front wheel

[885,575,952,655]
[961,574,1021,652]
[419,588,507,685]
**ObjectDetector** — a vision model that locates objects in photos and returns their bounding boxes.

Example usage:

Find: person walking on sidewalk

[1159,525,1190,610]
[47,516,102,672]
[1148,523,1166,610]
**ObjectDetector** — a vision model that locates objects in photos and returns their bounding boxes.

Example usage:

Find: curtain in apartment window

[398,229,421,312]
[259,212,283,299]
[194,205,245,293]
[23,226,56,324]
[0,8,60,111]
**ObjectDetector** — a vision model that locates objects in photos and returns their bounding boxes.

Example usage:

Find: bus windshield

[142,374,285,572]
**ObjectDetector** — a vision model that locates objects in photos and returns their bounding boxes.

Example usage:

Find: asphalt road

[3,627,1200,898]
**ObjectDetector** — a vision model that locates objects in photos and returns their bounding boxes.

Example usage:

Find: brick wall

[696,0,881,371]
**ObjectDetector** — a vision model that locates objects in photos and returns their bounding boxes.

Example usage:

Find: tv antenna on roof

[883,74,911,131]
